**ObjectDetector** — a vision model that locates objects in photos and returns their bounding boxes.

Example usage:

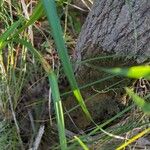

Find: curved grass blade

[74,136,89,150]
[0,18,22,49]
[13,38,67,150]
[88,104,134,136]
[42,0,92,120]
[16,1,44,35]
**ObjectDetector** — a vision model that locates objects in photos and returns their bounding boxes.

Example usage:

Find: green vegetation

[0,0,149,150]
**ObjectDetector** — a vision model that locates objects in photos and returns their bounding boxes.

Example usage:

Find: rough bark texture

[74,0,150,65]
[63,0,150,131]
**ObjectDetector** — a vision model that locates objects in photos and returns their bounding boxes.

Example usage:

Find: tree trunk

[74,0,150,65]
[63,0,150,131]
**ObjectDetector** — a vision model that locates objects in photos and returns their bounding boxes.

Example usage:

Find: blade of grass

[102,65,150,80]
[0,1,44,50]
[16,1,44,35]
[126,88,150,114]
[77,55,117,64]
[116,127,150,150]
[74,136,89,150]
[0,18,22,49]
[13,38,67,150]
[42,0,92,119]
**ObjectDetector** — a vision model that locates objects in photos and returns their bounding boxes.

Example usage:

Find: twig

[30,125,45,150]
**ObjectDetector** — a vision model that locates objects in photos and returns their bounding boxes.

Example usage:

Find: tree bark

[74,0,150,65]
[63,0,150,131]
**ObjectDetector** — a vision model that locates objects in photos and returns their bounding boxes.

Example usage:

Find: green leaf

[42,0,92,120]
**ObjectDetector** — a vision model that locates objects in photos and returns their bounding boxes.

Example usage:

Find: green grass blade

[13,38,67,150]
[48,73,67,150]
[74,136,89,150]
[42,0,91,119]
[0,1,44,48]
[126,88,150,114]
[0,18,22,49]
[17,1,44,34]
[102,66,150,80]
